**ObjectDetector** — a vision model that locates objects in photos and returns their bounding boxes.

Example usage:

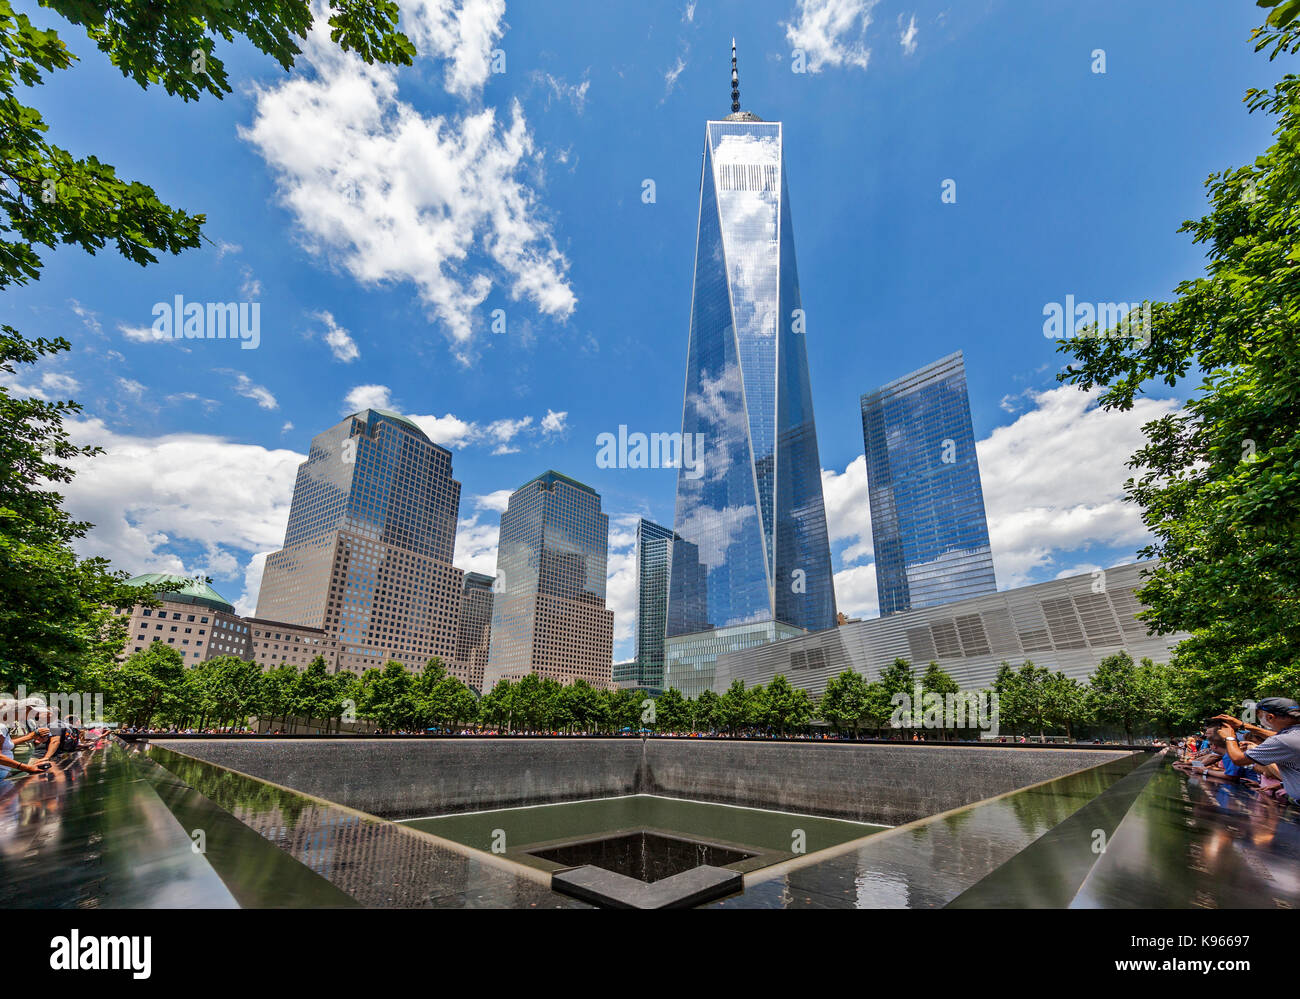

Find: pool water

[400,794,887,876]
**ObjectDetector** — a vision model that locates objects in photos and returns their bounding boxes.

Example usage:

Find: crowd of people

[1171,696,1300,807]
[0,699,101,778]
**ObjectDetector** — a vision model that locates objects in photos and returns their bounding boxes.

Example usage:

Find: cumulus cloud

[977,384,1178,588]
[821,454,872,565]
[784,0,878,72]
[62,419,303,604]
[540,408,567,435]
[342,384,394,413]
[404,0,507,99]
[240,0,575,363]
[312,310,360,363]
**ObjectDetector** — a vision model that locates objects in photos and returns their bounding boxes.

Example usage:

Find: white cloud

[342,384,393,413]
[312,310,360,363]
[411,412,480,448]
[684,2,696,23]
[117,377,146,398]
[664,55,687,95]
[542,73,590,112]
[977,384,1178,588]
[899,13,918,56]
[230,372,278,410]
[474,489,513,513]
[784,0,878,72]
[240,265,262,300]
[0,368,80,401]
[404,0,507,100]
[349,386,566,453]
[833,563,878,620]
[62,419,302,590]
[540,408,567,435]
[821,454,872,565]
[119,323,165,344]
[485,415,532,443]
[241,0,574,363]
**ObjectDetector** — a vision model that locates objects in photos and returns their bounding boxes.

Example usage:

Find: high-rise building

[626,518,674,693]
[860,351,997,615]
[255,409,465,674]
[664,43,837,697]
[482,471,614,691]
[454,571,495,693]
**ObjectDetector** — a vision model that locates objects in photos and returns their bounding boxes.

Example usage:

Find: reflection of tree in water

[149,745,312,830]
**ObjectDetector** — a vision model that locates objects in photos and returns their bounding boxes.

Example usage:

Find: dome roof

[126,574,235,615]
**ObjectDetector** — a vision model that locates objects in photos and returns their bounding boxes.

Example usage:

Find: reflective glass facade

[483,471,613,691]
[665,113,837,694]
[256,409,464,673]
[630,519,674,692]
[860,351,997,615]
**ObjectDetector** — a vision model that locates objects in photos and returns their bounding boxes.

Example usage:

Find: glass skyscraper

[860,351,997,615]
[482,471,613,692]
[255,409,466,675]
[628,518,673,693]
[665,46,837,697]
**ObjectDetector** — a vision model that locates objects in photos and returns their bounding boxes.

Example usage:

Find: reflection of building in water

[860,351,997,616]
[665,44,837,697]
[715,561,1186,696]
[483,471,613,692]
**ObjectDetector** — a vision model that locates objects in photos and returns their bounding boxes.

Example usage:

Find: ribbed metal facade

[714,562,1184,696]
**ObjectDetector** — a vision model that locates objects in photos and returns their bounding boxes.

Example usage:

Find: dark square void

[530,831,756,883]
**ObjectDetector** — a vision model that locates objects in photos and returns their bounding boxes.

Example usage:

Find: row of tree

[102,642,1198,742]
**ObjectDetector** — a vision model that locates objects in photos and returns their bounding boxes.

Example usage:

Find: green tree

[655,687,690,732]
[1087,651,1146,743]
[478,679,514,731]
[0,0,415,692]
[692,689,720,732]
[717,679,751,734]
[878,658,915,732]
[296,655,347,733]
[1042,671,1088,742]
[105,642,184,728]
[820,670,870,737]
[756,674,813,736]
[1056,1,1300,716]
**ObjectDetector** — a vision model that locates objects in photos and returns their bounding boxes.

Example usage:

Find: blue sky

[5,0,1288,661]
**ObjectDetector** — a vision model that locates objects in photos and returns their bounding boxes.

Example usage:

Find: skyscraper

[255,409,465,674]
[482,471,614,691]
[629,518,674,693]
[664,43,837,697]
[454,571,495,693]
[860,351,997,615]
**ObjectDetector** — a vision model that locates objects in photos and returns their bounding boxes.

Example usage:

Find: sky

[4,0,1289,662]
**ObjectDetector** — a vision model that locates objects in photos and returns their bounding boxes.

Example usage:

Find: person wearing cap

[1216,697,1300,804]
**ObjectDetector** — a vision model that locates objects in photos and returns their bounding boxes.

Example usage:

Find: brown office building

[254,409,466,676]
[482,471,614,691]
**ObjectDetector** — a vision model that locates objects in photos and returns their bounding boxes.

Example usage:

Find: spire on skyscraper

[731,38,740,114]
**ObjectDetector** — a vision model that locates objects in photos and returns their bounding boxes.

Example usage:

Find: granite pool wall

[157,738,1135,825]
